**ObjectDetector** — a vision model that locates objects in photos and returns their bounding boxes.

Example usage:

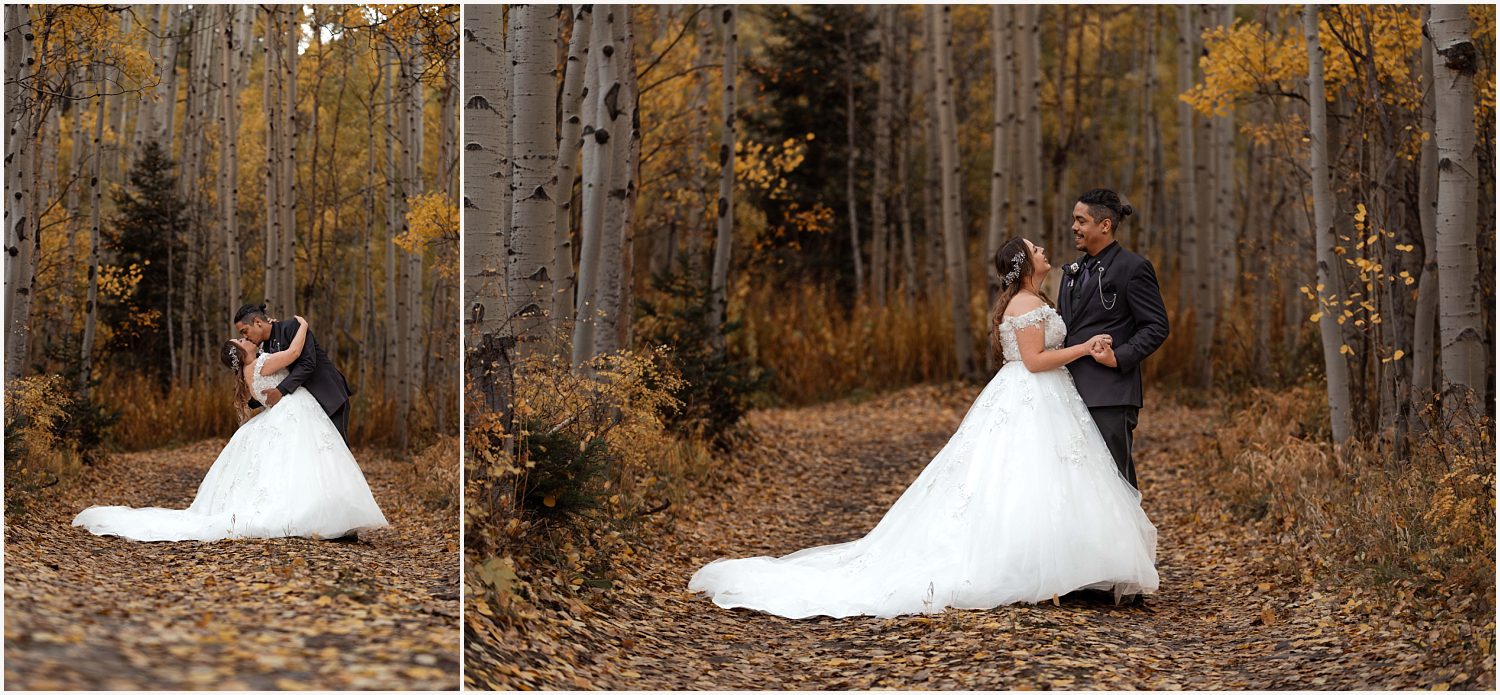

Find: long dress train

[72,353,388,542]
[688,305,1158,619]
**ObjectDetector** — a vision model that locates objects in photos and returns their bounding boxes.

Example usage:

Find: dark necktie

[1074,258,1094,298]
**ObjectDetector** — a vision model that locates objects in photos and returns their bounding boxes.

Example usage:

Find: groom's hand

[264,390,284,407]
[1091,341,1118,368]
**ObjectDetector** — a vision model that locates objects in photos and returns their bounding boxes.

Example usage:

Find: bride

[689,237,1159,619]
[72,315,388,542]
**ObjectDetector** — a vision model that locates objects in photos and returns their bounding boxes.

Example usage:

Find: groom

[1058,189,1169,490]
[233,303,353,443]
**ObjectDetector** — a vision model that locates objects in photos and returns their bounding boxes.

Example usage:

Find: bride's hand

[1090,340,1118,368]
[294,315,307,325]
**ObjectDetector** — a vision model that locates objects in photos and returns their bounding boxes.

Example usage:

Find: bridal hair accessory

[226,346,242,373]
[1002,250,1027,287]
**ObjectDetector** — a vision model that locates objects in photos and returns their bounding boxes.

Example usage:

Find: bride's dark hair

[987,237,1054,366]
[220,340,253,424]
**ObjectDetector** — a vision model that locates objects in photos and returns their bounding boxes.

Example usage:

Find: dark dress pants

[1088,405,1138,489]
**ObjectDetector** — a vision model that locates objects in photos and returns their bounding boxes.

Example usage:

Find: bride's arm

[261,316,310,374]
[1006,295,1100,373]
[1014,323,1096,373]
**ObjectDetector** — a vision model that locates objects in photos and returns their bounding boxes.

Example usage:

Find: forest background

[464,5,1496,675]
[4,3,460,486]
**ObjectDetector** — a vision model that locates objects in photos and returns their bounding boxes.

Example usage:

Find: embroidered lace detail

[996,305,1067,363]
[251,353,288,399]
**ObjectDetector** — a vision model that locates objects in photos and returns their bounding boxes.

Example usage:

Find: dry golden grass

[1202,384,1494,610]
[97,370,447,452]
[735,281,975,405]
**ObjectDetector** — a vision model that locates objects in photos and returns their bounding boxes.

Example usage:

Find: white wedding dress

[72,353,389,542]
[689,305,1158,619]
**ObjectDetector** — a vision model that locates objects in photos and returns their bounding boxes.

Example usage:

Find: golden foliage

[1205,384,1495,615]
[398,192,459,271]
[734,135,810,201]
[466,346,717,628]
[3,375,84,510]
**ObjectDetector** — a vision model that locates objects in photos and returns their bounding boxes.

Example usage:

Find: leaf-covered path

[467,384,1492,690]
[5,439,460,690]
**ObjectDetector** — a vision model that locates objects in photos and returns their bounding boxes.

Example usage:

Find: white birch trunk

[684,7,713,278]
[4,5,37,382]
[1304,5,1354,445]
[130,5,164,157]
[220,5,242,324]
[1412,10,1439,402]
[1015,5,1042,239]
[919,16,944,300]
[1176,6,1203,363]
[571,6,619,366]
[932,5,975,379]
[510,4,560,358]
[708,4,737,349]
[618,30,641,353]
[157,6,183,153]
[595,9,632,356]
[464,4,509,365]
[1212,4,1235,335]
[871,5,893,309]
[987,5,1012,309]
[1428,4,1485,400]
[843,24,863,301]
[81,69,108,396]
[403,36,425,440]
[281,5,298,313]
[263,6,282,312]
[384,52,399,396]
[554,5,591,323]
[894,8,917,304]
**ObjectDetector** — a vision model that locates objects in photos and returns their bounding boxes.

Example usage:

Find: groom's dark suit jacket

[247,320,351,417]
[1058,241,1169,409]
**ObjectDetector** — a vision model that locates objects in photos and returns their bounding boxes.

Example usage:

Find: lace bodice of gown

[996,305,1068,363]
[251,353,287,397]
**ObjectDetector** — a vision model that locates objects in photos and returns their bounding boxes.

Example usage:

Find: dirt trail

[465,384,1490,690]
[5,439,460,690]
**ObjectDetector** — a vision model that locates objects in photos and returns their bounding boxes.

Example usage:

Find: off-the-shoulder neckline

[999,305,1055,325]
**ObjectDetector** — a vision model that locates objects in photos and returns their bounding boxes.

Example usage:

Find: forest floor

[466,383,1494,690]
[4,439,460,690]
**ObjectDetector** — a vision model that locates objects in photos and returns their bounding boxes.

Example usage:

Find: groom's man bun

[1078,188,1132,233]
[234,302,270,325]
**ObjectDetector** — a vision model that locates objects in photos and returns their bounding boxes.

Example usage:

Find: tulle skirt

[72,390,388,542]
[688,364,1158,619]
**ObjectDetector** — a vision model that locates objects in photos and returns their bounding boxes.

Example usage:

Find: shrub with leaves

[637,268,769,447]
[514,420,610,523]
[4,375,87,515]
[1205,383,1495,621]
[466,347,708,625]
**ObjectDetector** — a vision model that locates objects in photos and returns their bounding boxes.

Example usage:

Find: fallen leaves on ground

[465,383,1495,690]
[5,439,459,690]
